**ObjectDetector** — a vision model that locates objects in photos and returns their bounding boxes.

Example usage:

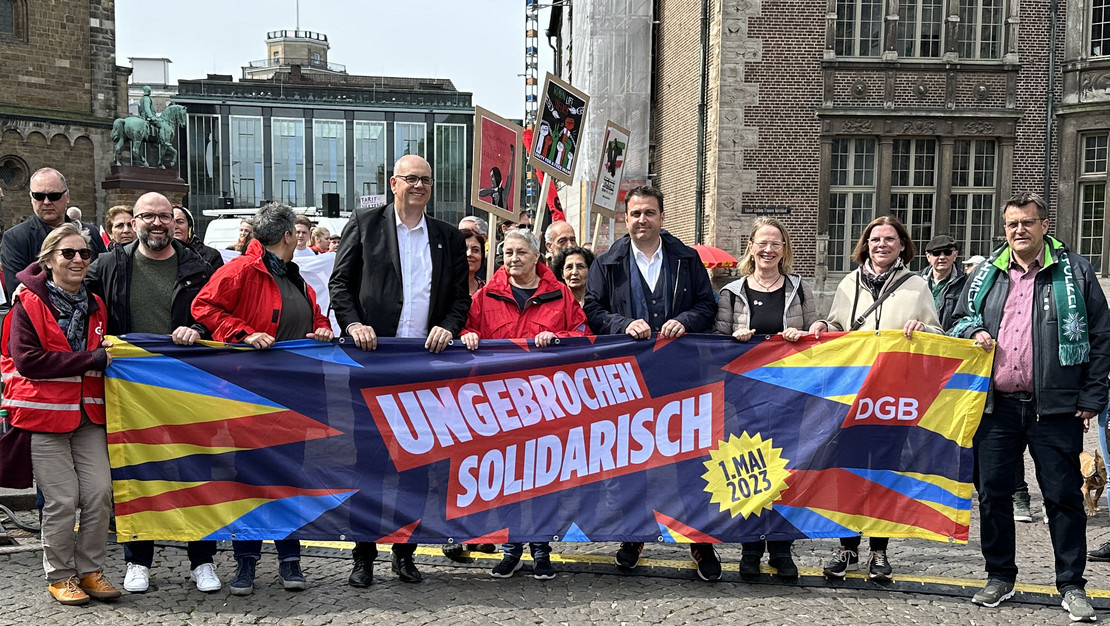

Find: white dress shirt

[633,241,664,291]
[395,210,432,339]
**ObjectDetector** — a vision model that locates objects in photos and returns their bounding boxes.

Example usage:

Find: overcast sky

[115,0,554,120]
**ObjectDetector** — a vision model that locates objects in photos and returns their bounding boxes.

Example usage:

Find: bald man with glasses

[1,168,106,298]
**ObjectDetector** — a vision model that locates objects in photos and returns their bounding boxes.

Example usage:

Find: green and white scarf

[948,236,1089,366]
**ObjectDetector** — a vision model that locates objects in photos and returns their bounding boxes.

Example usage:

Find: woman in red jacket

[1,223,119,605]
[460,228,589,581]
[191,203,332,596]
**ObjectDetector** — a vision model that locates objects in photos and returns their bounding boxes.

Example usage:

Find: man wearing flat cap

[918,234,966,331]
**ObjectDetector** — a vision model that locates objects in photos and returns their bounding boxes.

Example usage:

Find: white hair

[503,228,541,255]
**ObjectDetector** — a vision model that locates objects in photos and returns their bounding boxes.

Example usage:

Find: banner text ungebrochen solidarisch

[362,357,725,519]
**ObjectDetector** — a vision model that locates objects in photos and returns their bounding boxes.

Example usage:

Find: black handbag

[0,418,33,489]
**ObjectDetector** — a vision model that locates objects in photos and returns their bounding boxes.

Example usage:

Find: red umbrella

[690,244,739,269]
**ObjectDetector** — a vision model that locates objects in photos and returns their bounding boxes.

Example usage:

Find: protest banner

[105,331,990,546]
[528,73,589,185]
[590,121,630,219]
[471,106,524,222]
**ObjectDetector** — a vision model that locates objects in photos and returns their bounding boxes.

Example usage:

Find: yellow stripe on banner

[917,389,987,445]
[111,479,207,503]
[115,498,271,542]
[107,379,284,431]
[109,442,244,467]
[826,394,857,406]
[803,507,966,544]
[107,336,253,359]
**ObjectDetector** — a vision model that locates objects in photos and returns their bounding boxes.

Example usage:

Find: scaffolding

[525,0,541,212]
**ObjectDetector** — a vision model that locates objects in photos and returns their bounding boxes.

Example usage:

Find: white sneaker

[191,563,221,592]
[123,563,149,593]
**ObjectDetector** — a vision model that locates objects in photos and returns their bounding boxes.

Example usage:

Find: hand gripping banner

[105,331,991,546]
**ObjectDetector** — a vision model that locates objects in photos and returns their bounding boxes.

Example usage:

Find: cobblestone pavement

[1,436,1108,624]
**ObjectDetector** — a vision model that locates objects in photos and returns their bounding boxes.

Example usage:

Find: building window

[1078,134,1109,272]
[354,121,387,203]
[0,0,13,37]
[230,116,264,209]
[897,0,943,58]
[434,123,467,226]
[835,0,883,57]
[889,138,937,271]
[395,122,426,159]
[272,118,305,206]
[828,137,877,272]
[949,139,997,258]
[1094,0,1110,56]
[186,114,222,211]
[313,119,346,210]
[958,0,1004,59]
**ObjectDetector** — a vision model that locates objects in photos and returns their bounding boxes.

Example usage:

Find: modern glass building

[174,31,473,226]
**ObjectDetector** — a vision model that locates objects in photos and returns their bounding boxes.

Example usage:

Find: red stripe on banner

[652,510,720,543]
[722,333,846,376]
[459,528,510,545]
[377,519,420,544]
[115,481,355,516]
[509,338,530,352]
[652,337,675,352]
[777,468,969,540]
[107,411,343,449]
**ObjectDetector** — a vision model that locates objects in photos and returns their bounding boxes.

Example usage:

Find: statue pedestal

[101,166,188,208]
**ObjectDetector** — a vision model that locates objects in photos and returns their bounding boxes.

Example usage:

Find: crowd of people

[1,165,1109,622]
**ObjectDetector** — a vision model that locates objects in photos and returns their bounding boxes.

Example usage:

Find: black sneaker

[473,543,498,553]
[1013,491,1033,523]
[769,554,798,580]
[441,543,468,562]
[739,553,761,580]
[615,542,644,570]
[532,556,556,580]
[867,551,893,581]
[972,577,1015,608]
[690,544,722,582]
[229,558,256,596]
[1089,540,1110,562]
[822,549,858,578]
[278,560,307,591]
[490,555,523,578]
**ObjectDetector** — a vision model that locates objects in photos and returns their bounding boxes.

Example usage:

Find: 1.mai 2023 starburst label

[701,433,790,519]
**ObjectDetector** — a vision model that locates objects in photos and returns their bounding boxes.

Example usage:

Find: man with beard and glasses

[84,192,218,595]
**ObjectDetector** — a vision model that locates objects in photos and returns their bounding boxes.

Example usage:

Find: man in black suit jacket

[329,154,470,587]
[2,168,107,298]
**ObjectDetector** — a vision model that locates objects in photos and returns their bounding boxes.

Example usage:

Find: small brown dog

[1080,449,1107,515]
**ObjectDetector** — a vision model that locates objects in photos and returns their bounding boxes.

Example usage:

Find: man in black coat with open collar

[329,154,470,588]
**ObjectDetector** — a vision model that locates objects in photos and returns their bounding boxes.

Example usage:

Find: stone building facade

[646,0,1110,299]
[0,0,127,228]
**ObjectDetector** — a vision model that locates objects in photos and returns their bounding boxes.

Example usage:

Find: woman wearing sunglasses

[0,223,118,605]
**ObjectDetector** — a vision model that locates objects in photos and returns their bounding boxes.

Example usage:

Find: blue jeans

[503,542,550,559]
[975,394,1087,591]
[233,539,300,562]
[124,540,217,569]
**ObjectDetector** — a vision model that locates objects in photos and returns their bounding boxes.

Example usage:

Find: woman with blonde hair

[714,217,816,580]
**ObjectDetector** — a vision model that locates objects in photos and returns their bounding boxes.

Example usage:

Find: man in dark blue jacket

[951,192,1110,621]
[582,185,720,581]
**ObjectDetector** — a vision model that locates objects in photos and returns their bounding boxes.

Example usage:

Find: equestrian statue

[111,86,187,168]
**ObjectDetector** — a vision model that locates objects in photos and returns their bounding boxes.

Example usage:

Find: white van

[202,210,348,250]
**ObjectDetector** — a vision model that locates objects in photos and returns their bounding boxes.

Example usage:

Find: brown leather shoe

[48,577,90,605]
[79,571,122,600]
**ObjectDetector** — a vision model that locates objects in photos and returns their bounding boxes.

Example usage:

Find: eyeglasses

[30,191,67,202]
[752,241,784,251]
[1004,218,1044,231]
[394,174,434,186]
[869,236,900,245]
[134,212,174,224]
[56,248,92,260]
[929,248,957,256]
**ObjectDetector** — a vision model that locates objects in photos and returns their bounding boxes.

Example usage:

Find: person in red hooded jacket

[191,203,332,596]
[459,228,589,581]
[1,223,120,605]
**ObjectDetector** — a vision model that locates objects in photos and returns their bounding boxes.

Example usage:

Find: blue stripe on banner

[280,341,365,368]
[204,492,357,540]
[657,521,678,543]
[109,357,282,408]
[945,372,990,392]
[562,522,590,542]
[773,504,856,538]
[843,468,972,511]
[742,366,872,398]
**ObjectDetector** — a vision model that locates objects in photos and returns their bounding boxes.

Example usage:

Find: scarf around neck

[948,236,1089,366]
[45,279,90,352]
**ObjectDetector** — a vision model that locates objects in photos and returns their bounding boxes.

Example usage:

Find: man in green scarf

[950,192,1110,622]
